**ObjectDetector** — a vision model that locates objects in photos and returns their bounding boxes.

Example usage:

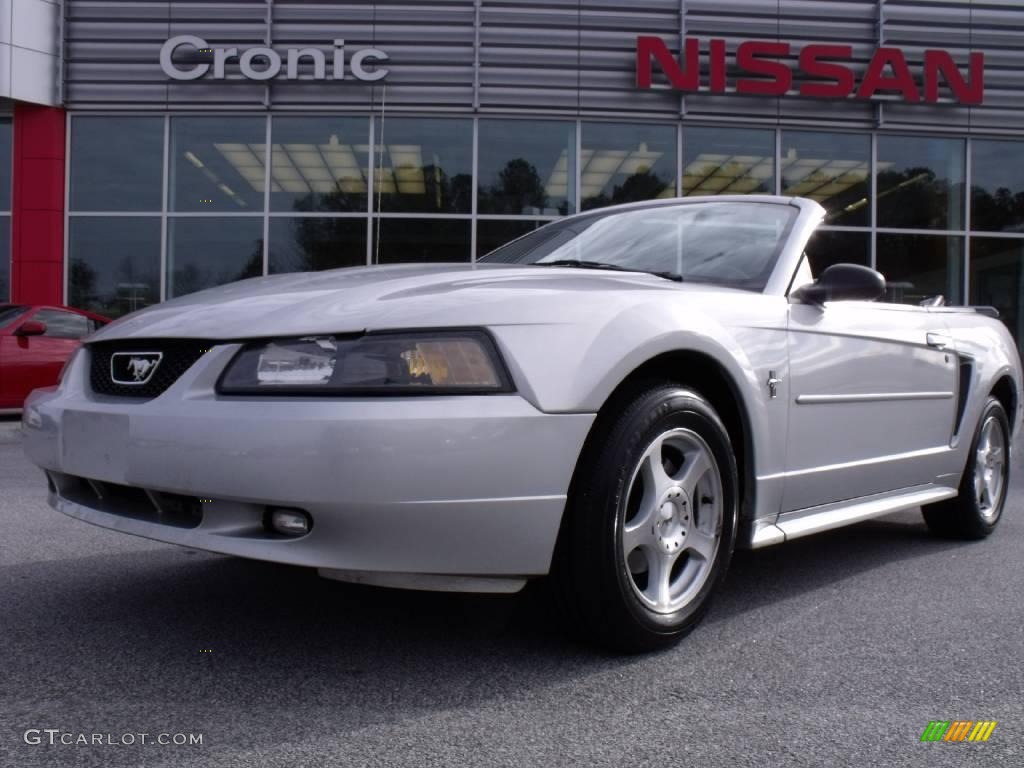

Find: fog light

[268,507,312,537]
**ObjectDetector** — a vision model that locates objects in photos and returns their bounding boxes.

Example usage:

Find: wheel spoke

[622,513,657,555]
[643,550,674,610]
[641,439,675,495]
[677,448,712,499]
[686,528,718,562]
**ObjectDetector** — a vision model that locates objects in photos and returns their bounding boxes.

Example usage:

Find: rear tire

[922,396,1010,540]
[554,383,738,653]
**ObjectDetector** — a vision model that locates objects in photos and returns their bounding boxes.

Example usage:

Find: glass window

[68,217,161,318]
[876,234,963,305]
[0,304,29,326]
[0,118,11,211]
[971,140,1024,233]
[580,123,676,211]
[782,132,870,226]
[374,218,471,264]
[476,219,547,259]
[480,201,796,292]
[269,217,367,274]
[168,218,263,298]
[170,117,267,212]
[877,136,964,230]
[683,126,774,197]
[970,238,1024,352]
[0,217,9,303]
[33,309,90,339]
[804,230,871,277]
[70,117,164,212]
[270,117,370,214]
[376,118,472,214]
[478,120,576,216]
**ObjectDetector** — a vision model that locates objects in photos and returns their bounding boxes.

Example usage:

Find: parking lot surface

[1,416,1021,767]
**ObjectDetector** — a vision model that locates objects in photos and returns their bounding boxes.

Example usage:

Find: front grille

[89,339,214,399]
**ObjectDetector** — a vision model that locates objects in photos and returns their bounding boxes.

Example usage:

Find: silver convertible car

[23,196,1020,651]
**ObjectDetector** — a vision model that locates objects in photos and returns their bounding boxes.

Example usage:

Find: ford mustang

[22,196,1020,651]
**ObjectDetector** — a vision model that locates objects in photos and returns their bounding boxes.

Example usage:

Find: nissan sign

[636,37,984,105]
[160,35,389,82]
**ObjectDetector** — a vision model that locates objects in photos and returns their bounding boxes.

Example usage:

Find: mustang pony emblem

[128,357,158,381]
[110,352,163,385]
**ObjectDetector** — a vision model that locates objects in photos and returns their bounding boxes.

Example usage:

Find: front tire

[923,396,1010,539]
[555,383,738,653]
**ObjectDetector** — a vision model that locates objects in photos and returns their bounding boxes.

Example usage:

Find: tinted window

[970,238,1024,354]
[376,118,472,214]
[0,216,9,302]
[580,123,676,211]
[971,140,1024,233]
[34,309,90,339]
[877,136,964,230]
[683,127,775,196]
[876,234,963,305]
[477,220,547,259]
[478,120,576,216]
[480,202,796,291]
[0,118,11,211]
[167,218,263,298]
[0,304,29,326]
[171,117,267,212]
[270,117,369,214]
[70,117,164,212]
[68,217,161,318]
[804,230,870,277]
[781,132,870,226]
[269,217,367,274]
[374,219,471,263]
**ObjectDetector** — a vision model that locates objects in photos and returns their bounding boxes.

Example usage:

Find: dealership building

[1,1,1023,348]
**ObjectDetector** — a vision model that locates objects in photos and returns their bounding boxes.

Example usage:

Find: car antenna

[374,83,387,266]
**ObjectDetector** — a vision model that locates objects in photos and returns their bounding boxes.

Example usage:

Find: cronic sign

[160,35,389,82]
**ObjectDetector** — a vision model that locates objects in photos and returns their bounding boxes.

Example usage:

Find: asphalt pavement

[1,414,1021,767]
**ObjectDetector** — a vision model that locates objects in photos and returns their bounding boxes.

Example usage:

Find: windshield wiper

[533,260,684,282]
[533,259,634,272]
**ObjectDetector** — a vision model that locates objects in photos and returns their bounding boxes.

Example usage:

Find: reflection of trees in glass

[292,182,364,214]
[479,158,550,215]
[70,257,159,318]
[286,219,364,272]
[582,171,669,211]
[877,167,962,229]
[69,259,98,309]
[171,239,263,298]
[972,186,1024,232]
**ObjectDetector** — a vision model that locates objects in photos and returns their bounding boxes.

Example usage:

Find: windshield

[0,305,29,327]
[479,201,796,291]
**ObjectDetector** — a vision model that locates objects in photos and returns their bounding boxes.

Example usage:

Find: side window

[33,310,90,339]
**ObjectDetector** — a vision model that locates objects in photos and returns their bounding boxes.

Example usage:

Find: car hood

[92,262,750,341]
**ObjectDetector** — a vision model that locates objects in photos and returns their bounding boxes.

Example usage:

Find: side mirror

[14,320,47,337]
[791,263,886,305]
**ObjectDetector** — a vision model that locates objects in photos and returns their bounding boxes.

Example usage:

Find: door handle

[926,332,952,349]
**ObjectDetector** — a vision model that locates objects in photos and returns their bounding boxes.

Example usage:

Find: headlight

[217,330,513,395]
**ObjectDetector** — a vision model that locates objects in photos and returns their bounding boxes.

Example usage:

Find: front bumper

[22,344,594,588]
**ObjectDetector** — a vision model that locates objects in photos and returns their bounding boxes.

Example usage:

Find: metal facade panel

[59,0,1024,134]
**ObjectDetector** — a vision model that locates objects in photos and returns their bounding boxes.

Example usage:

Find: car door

[783,295,960,512]
[6,309,91,406]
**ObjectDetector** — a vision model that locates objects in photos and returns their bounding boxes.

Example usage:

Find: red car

[0,304,111,411]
